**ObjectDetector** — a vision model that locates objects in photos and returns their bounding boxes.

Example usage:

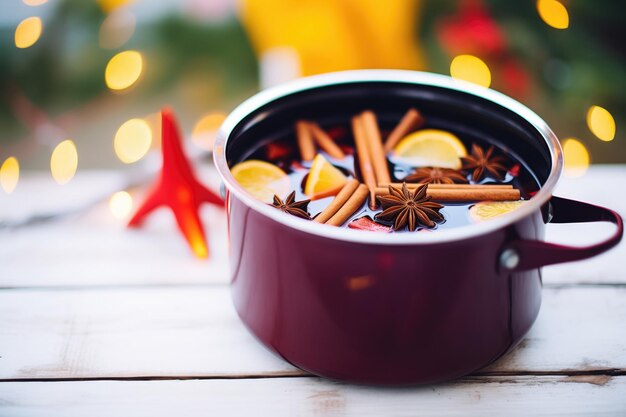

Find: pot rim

[214,70,563,245]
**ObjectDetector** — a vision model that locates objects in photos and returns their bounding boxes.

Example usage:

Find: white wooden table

[1,165,625,417]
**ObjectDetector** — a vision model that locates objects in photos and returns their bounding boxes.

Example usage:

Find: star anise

[375,183,444,231]
[271,191,311,220]
[461,144,509,182]
[404,167,468,184]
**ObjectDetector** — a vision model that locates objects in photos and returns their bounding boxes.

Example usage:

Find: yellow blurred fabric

[240,0,425,76]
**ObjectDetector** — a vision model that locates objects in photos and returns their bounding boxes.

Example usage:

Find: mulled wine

[230,109,539,233]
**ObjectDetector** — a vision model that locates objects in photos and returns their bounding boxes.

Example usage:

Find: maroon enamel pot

[213,70,623,385]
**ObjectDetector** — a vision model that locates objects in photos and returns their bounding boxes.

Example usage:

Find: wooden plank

[0,165,230,287]
[1,287,624,380]
[543,165,626,285]
[0,204,229,287]
[0,171,129,228]
[1,376,625,417]
[1,165,624,287]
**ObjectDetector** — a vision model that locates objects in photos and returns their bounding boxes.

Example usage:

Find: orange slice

[393,129,467,169]
[231,159,291,203]
[469,201,526,222]
[304,154,348,199]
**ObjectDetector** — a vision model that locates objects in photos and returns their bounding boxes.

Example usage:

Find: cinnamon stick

[352,115,377,209]
[361,110,391,185]
[314,179,360,223]
[384,108,425,153]
[308,122,345,159]
[374,186,521,202]
[326,184,369,227]
[296,120,316,162]
[378,183,513,190]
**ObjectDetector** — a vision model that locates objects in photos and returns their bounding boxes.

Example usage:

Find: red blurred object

[128,108,224,258]
[437,0,505,56]
[437,0,532,98]
[501,58,531,98]
[508,163,521,178]
[348,216,392,232]
[327,127,346,140]
[266,142,292,160]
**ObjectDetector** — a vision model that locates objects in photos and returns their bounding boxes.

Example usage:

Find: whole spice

[325,184,369,227]
[374,186,520,202]
[383,108,425,153]
[461,144,509,182]
[271,191,311,220]
[375,183,444,231]
[404,167,468,184]
[314,179,360,224]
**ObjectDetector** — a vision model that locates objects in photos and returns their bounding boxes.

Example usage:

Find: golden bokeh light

[105,50,143,91]
[562,138,590,178]
[50,140,78,185]
[0,157,20,194]
[15,17,42,49]
[114,118,152,164]
[99,9,136,49]
[537,0,569,29]
[450,55,491,88]
[23,0,48,5]
[109,191,133,220]
[98,0,134,13]
[191,112,227,151]
[587,106,616,142]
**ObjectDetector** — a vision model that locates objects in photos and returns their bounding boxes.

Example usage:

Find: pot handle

[500,196,623,272]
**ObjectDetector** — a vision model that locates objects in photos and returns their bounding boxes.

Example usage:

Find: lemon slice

[469,201,525,222]
[393,129,467,169]
[231,159,291,203]
[304,154,348,199]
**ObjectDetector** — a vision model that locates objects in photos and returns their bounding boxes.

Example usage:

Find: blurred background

[0,0,623,197]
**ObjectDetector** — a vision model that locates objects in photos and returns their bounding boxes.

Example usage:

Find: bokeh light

[23,0,48,5]
[109,191,133,220]
[537,0,569,30]
[191,112,227,151]
[14,17,43,49]
[562,138,590,178]
[114,118,152,163]
[98,0,135,14]
[105,50,143,91]
[0,157,20,194]
[450,55,491,88]
[99,9,136,49]
[50,140,78,185]
[587,106,616,142]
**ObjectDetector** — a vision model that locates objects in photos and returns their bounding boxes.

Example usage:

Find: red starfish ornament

[128,108,224,258]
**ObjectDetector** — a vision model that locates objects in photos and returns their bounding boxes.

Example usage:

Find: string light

[105,50,143,92]
[50,140,78,185]
[0,157,20,194]
[587,106,616,142]
[114,118,152,163]
[562,138,589,178]
[109,191,133,220]
[537,0,569,30]
[15,17,42,49]
[191,112,227,151]
[450,55,491,88]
